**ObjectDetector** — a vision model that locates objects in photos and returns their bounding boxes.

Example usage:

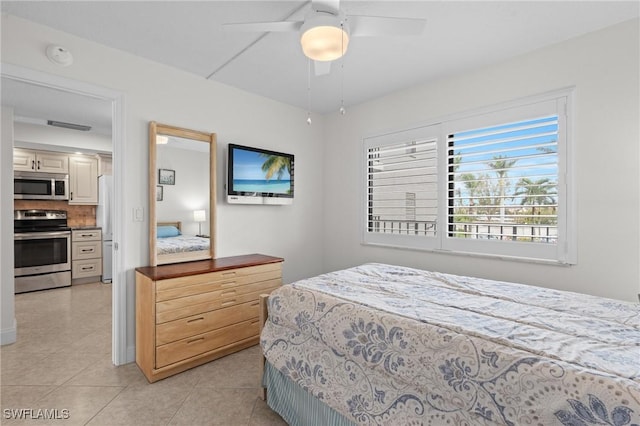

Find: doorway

[1,63,127,365]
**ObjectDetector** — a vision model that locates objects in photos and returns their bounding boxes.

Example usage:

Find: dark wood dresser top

[135,253,284,281]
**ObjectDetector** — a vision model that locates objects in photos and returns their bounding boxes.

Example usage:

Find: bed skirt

[264,362,355,426]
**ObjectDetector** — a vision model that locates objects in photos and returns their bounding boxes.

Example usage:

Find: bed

[260,263,640,426]
[156,221,210,264]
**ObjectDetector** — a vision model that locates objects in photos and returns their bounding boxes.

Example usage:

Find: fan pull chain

[340,21,346,115]
[306,58,312,125]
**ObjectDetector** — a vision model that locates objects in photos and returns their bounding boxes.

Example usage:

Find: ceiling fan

[222,0,426,76]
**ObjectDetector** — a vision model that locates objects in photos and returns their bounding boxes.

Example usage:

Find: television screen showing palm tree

[228,144,294,197]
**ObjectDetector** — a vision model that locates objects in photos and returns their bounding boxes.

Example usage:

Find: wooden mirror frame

[149,121,216,266]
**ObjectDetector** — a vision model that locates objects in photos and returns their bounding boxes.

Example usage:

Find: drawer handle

[221,299,237,306]
[222,271,236,277]
[81,248,94,253]
[81,234,93,237]
[81,266,94,271]
[221,290,236,296]
[187,317,204,323]
[221,281,236,287]
[187,337,205,344]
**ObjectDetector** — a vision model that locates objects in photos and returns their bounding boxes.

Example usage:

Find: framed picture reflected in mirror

[159,169,175,185]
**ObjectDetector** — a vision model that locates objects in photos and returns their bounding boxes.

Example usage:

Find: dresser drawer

[156,318,260,368]
[156,299,260,345]
[155,267,281,302]
[155,262,281,294]
[72,229,101,241]
[72,259,102,278]
[72,240,102,260]
[156,279,280,323]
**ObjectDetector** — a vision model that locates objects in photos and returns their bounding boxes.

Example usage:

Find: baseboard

[0,318,17,345]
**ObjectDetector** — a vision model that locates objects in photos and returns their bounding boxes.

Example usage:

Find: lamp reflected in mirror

[193,209,206,237]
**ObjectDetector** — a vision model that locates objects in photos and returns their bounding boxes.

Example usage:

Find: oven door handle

[14,231,71,240]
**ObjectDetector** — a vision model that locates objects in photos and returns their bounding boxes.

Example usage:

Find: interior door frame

[1,63,128,365]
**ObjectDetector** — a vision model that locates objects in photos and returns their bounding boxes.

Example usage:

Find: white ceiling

[1,77,113,136]
[1,1,638,134]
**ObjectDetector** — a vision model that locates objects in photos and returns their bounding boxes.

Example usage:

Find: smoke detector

[45,45,73,67]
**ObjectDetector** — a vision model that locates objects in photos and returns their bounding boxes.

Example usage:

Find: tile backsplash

[14,200,96,228]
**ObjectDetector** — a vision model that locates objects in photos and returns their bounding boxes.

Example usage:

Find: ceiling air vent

[47,120,92,131]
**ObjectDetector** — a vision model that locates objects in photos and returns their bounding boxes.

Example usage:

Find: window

[364,125,440,251]
[363,91,575,263]
[448,116,559,242]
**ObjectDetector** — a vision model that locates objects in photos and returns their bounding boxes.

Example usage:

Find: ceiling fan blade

[312,0,340,14]
[314,61,332,76]
[348,15,426,37]
[222,21,303,32]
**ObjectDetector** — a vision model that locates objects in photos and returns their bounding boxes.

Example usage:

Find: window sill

[361,241,575,266]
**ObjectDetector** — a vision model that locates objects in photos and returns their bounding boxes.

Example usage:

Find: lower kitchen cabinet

[135,253,283,383]
[71,229,102,283]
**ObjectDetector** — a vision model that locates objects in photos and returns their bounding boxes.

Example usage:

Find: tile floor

[0,282,287,425]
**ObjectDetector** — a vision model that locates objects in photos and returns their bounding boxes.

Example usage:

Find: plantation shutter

[447,115,559,242]
[441,96,572,262]
[363,124,440,250]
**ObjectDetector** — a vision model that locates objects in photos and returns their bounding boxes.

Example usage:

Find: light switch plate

[133,207,144,222]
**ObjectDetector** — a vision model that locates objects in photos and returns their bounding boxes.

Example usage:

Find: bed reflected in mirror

[149,122,216,266]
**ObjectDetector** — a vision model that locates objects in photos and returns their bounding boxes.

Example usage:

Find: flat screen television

[226,143,294,205]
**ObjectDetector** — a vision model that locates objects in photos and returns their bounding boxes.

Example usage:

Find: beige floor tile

[0,352,52,384]
[2,351,105,386]
[0,329,78,355]
[167,388,257,426]
[0,385,57,409]
[85,384,192,426]
[63,358,147,387]
[3,385,124,426]
[62,331,112,356]
[249,398,288,426]
[195,344,262,389]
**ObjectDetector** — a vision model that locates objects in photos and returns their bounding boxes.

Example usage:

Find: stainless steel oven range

[14,209,71,293]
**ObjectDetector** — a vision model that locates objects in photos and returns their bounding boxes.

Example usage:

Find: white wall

[1,15,326,357]
[323,18,640,302]
[0,107,16,344]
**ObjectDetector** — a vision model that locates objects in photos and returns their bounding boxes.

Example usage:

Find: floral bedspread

[261,263,640,425]
[156,235,209,254]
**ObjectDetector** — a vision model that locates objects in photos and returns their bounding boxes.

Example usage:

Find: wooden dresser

[135,253,283,383]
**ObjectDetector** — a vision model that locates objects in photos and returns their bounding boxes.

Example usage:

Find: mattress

[156,235,210,255]
[261,263,640,425]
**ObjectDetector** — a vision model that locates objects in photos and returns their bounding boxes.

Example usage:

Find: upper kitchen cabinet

[97,153,112,176]
[14,148,69,173]
[69,155,98,205]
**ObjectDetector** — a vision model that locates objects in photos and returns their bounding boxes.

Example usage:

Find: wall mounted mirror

[149,122,216,266]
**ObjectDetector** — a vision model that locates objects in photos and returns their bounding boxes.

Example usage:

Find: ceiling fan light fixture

[300,14,349,61]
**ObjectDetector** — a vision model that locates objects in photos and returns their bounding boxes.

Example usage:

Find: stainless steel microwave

[14,171,69,200]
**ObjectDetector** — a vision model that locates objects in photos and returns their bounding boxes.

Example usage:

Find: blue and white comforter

[261,263,640,425]
[156,235,209,254]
